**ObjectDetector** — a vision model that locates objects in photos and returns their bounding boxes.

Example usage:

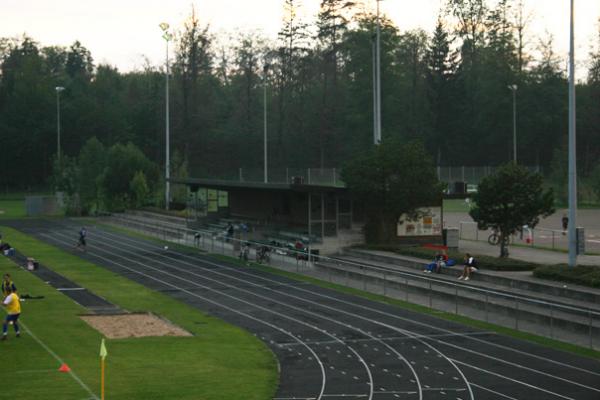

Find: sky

[1,0,599,74]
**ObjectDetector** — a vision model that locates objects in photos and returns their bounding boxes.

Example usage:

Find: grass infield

[0,199,26,219]
[0,226,277,400]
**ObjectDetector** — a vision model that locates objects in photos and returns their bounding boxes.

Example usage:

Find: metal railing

[458,221,599,253]
[199,167,344,187]
[437,165,543,184]
[105,214,600,350]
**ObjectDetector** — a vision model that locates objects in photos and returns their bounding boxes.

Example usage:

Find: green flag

[100,338,108,359]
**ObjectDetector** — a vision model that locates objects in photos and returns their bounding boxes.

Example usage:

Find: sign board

[218,191,228,207]
[207,190,218,212]
[397,207,442,236]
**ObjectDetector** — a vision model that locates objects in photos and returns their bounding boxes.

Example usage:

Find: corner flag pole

[100,338,108,400]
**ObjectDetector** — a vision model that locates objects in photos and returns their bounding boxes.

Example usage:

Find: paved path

[459,239,600,266]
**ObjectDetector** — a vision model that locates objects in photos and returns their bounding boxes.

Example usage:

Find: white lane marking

[20,321,98,399]
[43,233,328,400]
[452,359,575,400]
[56,287,86,291]
[142,232,600,384]
[59,234,427,400]
[430,336,600,394]
[88,229,471,399]
[94,225,600,400]
[470,383,519,399]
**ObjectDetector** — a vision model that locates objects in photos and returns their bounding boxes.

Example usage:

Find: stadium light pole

[375,0,382,145]
[508,84,518,163]
[55,86,65,164]
[263,63,269,184]
[567,0,577,267]
[159,22,173,211]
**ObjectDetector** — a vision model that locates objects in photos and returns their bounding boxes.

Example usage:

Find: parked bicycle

[488,229,515,246]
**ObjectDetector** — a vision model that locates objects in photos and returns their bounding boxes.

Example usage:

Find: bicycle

[488,230,513,246]
[488,231,500,245]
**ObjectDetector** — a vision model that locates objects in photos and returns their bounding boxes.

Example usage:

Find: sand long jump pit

[81,313,192,339]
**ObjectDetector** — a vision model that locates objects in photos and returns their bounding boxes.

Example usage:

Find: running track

[9,220,600,400]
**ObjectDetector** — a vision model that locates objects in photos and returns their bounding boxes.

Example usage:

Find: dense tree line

[1,0,600,198]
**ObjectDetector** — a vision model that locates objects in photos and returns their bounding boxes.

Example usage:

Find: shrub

[533,265,600,288]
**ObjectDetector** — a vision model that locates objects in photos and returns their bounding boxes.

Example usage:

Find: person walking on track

[76,226,87,251]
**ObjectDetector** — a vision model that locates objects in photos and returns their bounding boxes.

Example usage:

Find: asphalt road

[8,219,600,400]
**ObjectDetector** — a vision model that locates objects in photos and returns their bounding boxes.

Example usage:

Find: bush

[533,265,600,288]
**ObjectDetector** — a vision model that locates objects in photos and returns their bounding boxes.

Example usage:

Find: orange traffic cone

[58,363,71,373]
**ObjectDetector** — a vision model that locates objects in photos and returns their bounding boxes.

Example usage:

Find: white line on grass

[20,321,99,400]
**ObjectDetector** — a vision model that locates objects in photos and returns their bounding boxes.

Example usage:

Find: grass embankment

[0,226,277,400]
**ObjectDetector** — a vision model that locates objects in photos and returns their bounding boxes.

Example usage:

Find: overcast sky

[2,0,599,73]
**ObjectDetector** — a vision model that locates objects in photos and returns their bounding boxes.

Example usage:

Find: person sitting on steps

[424,250,448,273]
[458,253,477,281]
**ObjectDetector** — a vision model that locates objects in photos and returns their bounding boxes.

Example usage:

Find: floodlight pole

[264,64,269,183]
[568,0,577,267]
[508,84,517,163]
[55,86,65,163]
[160,23,172,211]
[375,0,382,145]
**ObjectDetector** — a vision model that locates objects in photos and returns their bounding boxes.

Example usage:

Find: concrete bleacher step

[341,248,600,307]
[129,210,188,226]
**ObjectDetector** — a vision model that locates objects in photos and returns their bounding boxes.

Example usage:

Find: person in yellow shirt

[2,287,20,340]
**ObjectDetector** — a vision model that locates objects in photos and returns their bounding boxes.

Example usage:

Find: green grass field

[0,199,26,219]
[0,226,277,400]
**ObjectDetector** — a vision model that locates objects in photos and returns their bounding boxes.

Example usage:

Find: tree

[130,171,150,208]
[101,143,159,211]
[78,137,107,213]
[469,163,554,257]
[341,139,441,243]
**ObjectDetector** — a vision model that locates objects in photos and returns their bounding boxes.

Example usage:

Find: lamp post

[567,0,577,267]
[374,0,382,145]
[263,63,269,184]
[508,84,517,163]
[159,22,173,210]
[55,86,65,163]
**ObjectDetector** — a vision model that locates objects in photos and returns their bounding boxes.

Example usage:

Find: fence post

[550,305,554,339]
[429,280,432,308]
[485,293,489,323]
[590,311,593,349]
[515,298,519,330]
[455,286,458,315]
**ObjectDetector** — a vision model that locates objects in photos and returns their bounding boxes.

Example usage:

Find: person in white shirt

[458,253,477,281]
